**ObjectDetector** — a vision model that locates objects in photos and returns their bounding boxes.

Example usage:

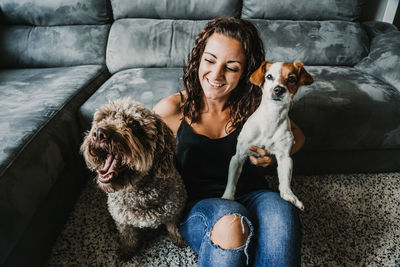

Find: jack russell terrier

[222,61,313,210]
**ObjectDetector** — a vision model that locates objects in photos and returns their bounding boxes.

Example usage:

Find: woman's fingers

[248,146,275,167]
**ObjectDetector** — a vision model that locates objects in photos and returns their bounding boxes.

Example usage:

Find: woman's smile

[207,78,226,88]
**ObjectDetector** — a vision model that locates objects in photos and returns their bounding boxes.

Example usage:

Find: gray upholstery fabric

[0,0,111,26]
[242,0,365,21]
[290,66,400,151]
[106,19,207,73]
[79,68,183,129]
[0,25,110,68]
[106,19,368,74]
[0,65,110,263]
[361,21,399,39]
[80,67,400,152]
[355,31,400,90]
[252,20,369,66]
[110,0,241,20]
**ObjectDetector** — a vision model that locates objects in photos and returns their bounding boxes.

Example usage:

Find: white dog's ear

[250,61,270,87]
[293,61,313,86]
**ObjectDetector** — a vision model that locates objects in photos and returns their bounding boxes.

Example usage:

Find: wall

[363,0,399,28]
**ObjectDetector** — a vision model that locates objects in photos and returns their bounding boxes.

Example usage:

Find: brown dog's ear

[250,61,270,87]
[294,60,313,86]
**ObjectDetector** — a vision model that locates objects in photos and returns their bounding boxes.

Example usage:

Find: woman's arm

[249,119,305,167]
[152,93,183,136]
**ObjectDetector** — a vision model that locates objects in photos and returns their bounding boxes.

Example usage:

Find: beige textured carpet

[46,172,400,266]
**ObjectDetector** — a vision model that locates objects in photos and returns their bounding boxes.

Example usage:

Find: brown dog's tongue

[97,154,119,183]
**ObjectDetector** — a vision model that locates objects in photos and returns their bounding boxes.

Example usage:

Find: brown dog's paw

[166,222,187,248]
[117,240,142,261]
[117,227,142,260]
[170,234,187,248]
[117,245,136,261]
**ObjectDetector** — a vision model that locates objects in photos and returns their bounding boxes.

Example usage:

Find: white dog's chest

[237,109,293,156]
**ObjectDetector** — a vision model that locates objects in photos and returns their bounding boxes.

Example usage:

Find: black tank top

[175,120,271,205]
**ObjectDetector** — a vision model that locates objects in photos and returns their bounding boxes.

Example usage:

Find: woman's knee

[210,214,250,250]
[256,192,301,235]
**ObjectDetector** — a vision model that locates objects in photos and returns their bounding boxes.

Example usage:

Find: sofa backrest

[241,0,364,21]
[106,0,369,74]
[111,0,242,20]
[0,0,112,68]
[106,0,241,74]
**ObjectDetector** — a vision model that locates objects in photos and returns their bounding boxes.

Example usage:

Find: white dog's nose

[273,86,285,96]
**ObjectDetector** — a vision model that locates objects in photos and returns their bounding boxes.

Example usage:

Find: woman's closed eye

[226,66,239,72]
[204,58,240,72]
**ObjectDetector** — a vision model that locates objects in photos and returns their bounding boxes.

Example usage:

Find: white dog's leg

[222,153,245,200]
[276,155,304,210]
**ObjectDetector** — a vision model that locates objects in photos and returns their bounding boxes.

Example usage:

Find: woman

[153,16,304,267]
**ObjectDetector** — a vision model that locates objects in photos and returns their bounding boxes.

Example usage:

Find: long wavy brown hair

[182,16,265,130]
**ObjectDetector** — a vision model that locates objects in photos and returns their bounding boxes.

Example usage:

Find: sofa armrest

[355,22,400,90]
[361,21,398,39]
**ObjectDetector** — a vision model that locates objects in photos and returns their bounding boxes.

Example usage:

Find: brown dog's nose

[93,128,108,141]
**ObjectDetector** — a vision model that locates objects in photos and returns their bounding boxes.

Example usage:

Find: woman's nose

[210,63,225,80]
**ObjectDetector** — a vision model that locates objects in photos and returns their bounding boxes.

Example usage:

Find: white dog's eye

[287,76,297,83]
[266,74,273,80]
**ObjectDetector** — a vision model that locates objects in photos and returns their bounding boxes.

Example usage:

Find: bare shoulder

[153,92,184,135]
[153,92,182,117]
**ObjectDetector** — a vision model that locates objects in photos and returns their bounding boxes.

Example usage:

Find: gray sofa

[0,0,399,266]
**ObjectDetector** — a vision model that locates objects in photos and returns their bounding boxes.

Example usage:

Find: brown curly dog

[80,98,187,259]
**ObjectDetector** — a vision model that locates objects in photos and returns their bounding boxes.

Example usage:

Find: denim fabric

[179,190,301,267]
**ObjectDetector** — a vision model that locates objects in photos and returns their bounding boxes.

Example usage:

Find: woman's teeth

[208,79,224,87]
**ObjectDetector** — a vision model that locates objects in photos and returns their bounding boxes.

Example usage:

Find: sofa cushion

[106,19,369,74]
[0,65,110,263]
[79,68,183,129]
[106,19,207,73]
[110,0,241,20]
[290,66,400,151]
[0,25,110,68]
[0,0,111,26]
[242,0,365,21]
[253,20,369,66]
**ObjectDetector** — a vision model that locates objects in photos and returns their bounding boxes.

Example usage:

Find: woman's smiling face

[198,33,246,102]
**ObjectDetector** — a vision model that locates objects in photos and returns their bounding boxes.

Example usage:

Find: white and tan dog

[222,61,313,210]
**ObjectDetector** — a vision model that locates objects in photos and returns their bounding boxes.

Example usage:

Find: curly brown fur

[80,98,187,259]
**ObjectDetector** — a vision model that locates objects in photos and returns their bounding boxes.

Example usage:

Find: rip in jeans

[208,213,254,265]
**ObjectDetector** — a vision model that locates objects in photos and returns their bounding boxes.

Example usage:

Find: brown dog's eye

[266,74,273,80]
[287,76,297,83]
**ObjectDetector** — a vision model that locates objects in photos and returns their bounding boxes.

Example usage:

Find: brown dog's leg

[117,224,142,260]
[166,222,187,248]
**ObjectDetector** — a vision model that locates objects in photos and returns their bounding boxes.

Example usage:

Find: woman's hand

[248,145,276,167]
[248,140,297,167]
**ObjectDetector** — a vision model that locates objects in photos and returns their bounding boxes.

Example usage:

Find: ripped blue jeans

[179,190,302,267]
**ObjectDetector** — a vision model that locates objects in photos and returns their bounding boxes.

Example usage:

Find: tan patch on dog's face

[281,63,300,97]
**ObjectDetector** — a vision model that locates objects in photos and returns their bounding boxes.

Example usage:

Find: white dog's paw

[280,189,304,211]
[221,192,235,200]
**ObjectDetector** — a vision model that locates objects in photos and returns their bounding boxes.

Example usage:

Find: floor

[46,172,400,266]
